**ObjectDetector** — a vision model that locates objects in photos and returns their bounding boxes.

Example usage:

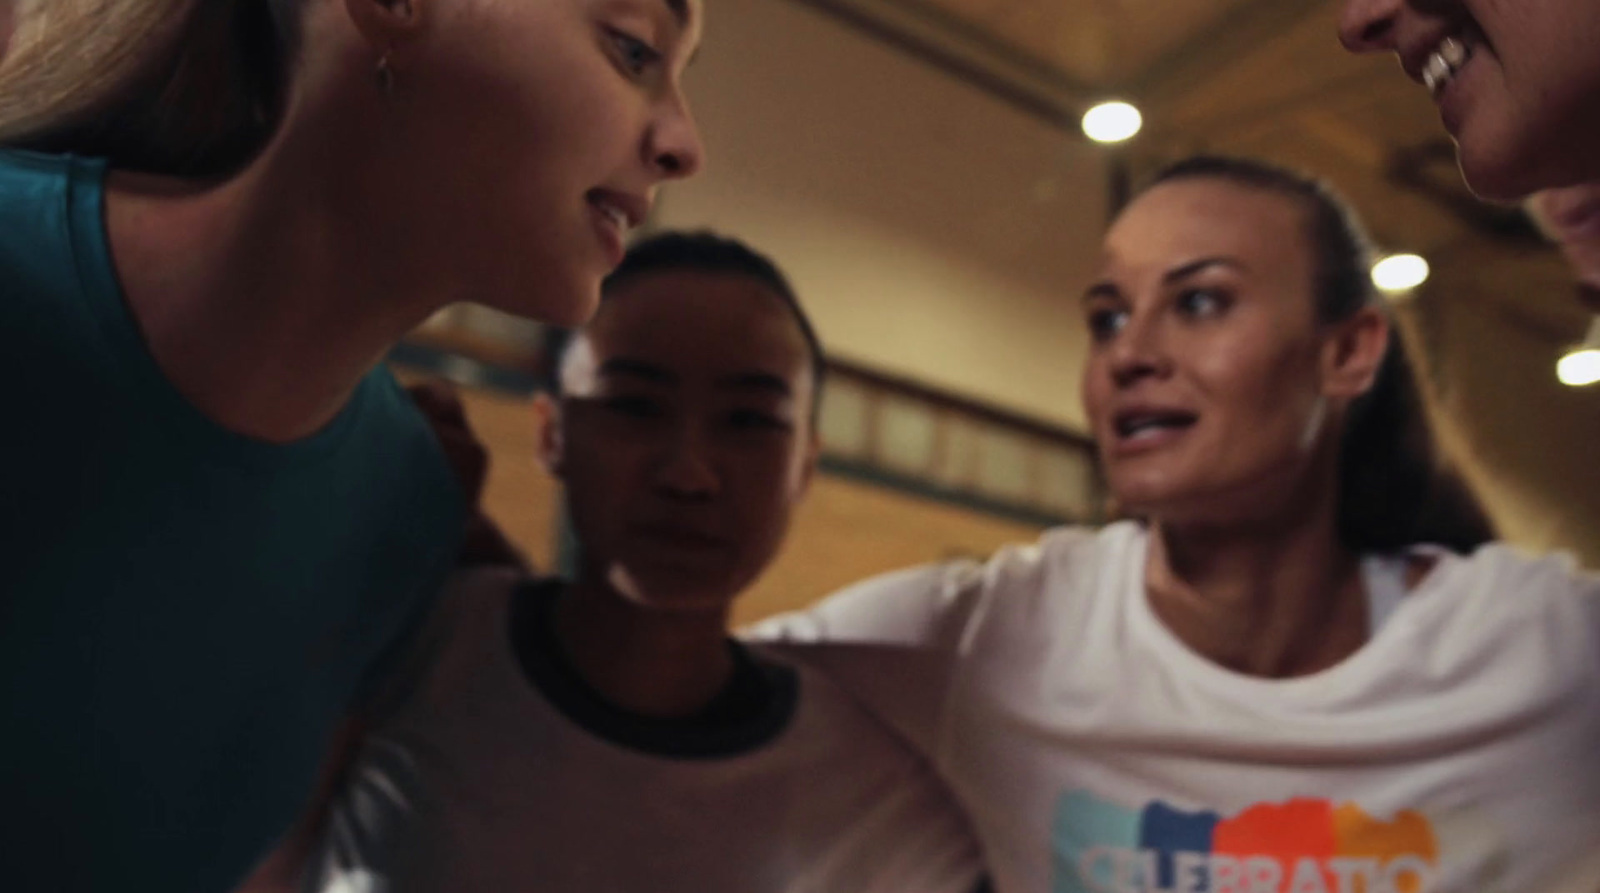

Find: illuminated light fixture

[1557,317,1600,388]
[1082,101,1143,144]
[1371,253,1430,294]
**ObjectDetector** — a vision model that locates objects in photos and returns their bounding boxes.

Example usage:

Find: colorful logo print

[1054,792,1442,893]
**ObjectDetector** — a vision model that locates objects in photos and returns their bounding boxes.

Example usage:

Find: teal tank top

[0,150,467,892]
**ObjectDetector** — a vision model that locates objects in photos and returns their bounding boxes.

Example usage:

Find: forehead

[1103,179,1313,277]
[583,270,810,381]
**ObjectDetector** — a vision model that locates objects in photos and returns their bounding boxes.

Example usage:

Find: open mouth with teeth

[1422,37,1469,96]
[587,190,631,231]
[1420,27,1490,100]
[1113,410,1198,444]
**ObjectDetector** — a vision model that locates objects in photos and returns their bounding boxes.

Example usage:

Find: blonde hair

[0,0,299,176]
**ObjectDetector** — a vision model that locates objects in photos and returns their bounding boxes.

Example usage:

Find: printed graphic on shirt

[1053,791,1509,893]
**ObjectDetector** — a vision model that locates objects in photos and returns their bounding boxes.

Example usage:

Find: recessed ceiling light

[1082,102,1142,144]
[1558,318,1600,387]
[1371,254,1430,293]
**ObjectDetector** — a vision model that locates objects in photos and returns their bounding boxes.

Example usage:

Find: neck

[101,84,451,442]
[553,572,735,719]
[1144,489,1367,679]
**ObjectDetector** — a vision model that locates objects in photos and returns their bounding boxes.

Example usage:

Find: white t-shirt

[749,522,1600,893]
[303,569,984,893]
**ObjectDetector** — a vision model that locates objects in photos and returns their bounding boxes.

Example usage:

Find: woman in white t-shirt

[755,156,1600,893]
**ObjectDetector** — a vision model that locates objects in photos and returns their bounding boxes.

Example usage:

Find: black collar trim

[509,579,799,760]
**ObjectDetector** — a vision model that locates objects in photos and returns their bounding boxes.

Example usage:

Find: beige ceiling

[870,5,1559,246]
[793,0,1600,559]
[801,0,1589,345]
[919,0,1286,87]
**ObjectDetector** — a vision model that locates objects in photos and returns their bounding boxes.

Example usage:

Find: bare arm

[407,379,531,572]
[232,718,368,893]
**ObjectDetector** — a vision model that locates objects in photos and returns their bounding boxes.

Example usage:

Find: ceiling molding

[784,0,1101,134]
[1141,68,1391,147]
[1128,0,1327,107]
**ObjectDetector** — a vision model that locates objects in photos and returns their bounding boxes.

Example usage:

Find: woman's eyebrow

[599,357,676,384]
[1163,257,1244,284]
[717,372,793,398]
[1083,282,1120,302]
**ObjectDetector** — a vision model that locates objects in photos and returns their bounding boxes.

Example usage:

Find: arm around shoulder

[741,557,997,756]
[745,558,991,650]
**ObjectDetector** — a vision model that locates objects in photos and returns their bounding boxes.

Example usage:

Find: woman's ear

[533,392,566,478]
[342,0,427,53]
[1322,306,1390,401]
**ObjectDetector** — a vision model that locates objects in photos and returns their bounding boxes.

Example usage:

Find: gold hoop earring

[376,51,395,95]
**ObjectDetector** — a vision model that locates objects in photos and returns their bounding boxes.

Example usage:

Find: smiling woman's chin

[1458,115,1600,200]
[1105,471,1192,518]
[1456,136,1542,201]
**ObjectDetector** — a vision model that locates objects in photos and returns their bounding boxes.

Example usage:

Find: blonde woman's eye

[608,29,662,76]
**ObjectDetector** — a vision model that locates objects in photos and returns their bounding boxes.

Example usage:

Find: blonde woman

[0,1,703,891]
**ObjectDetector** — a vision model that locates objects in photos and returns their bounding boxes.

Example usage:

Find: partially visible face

[1338,0,1600,199]
[1082,180,1343,526]
[1531,181,1600,284]
[403,0,706,325]
[550,270,817,613]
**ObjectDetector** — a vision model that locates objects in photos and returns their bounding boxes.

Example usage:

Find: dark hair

[551,230,827,424]
[1145,155,1494,553]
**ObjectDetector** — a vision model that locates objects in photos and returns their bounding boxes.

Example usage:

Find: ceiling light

[1558,317,1600,388]
[1371,254,1430,293]
[1082,102,1142,144]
